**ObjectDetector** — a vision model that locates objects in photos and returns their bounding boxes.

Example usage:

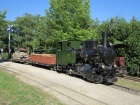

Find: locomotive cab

[56,40,83,71]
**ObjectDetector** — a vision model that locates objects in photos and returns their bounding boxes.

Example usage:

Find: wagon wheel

[83,74,87,80]
[56,64,61,72]
[56,64,59,71]
[52,65,57,71]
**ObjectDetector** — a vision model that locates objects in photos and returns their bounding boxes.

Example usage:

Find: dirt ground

[0,61,140,105]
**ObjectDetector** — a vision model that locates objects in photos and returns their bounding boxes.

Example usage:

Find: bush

[2,53,8,60]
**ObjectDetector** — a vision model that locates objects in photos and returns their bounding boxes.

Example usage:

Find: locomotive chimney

[102,32,107,47]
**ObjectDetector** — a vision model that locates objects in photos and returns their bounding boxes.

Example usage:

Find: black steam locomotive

[80,32,117,83]
[56,32,119,83]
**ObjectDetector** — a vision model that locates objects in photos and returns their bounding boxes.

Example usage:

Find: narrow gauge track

[0,65,105,105]
[118,76,140,82]
[109,84,140,96]
[1,64,140,98]
[118,75,140,82]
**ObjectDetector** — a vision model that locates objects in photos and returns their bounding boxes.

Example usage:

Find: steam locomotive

[55,32,118,83]
[13,32,127,84]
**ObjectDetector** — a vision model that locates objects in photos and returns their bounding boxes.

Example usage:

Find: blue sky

[0,0,140,22]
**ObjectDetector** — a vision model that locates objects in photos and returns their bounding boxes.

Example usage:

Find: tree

[33,16,51,51]
[124,17,140,75]
[46,0,93,43]
[98,17,129,43]
[0,10,8,52]
[14,13,37,54]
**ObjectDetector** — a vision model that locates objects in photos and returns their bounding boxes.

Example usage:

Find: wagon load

[12,48,29,63]
[30,54,56,65]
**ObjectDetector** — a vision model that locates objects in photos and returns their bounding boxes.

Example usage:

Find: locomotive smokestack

[102,32,107,47]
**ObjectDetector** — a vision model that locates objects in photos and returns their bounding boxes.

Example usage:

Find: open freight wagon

[30,54,56,69]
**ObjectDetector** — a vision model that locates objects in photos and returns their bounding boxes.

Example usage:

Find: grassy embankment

[0,70,65,105]
[115,78,140,90]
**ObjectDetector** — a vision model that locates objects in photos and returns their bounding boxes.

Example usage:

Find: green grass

[115,78,140,90]
[1,53,8,60]
[0,70,65,105]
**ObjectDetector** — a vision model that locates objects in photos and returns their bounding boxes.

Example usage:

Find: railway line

[0,62,140,105]
[109,84,140,96]
[1,63,140,97]
[118,75,140,82]
[0,64,105,105]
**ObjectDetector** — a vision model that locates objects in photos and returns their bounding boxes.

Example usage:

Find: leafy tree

[33,16,51,51]
[98,17,129,43]
[46,0,94,43]
[14,13,37,54]
[124,17,140,75]
[0,10,8,52]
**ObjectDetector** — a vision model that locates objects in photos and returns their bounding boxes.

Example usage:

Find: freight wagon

[30,54,56,69]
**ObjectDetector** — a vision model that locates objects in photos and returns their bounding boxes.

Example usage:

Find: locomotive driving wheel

[67,69,73,75]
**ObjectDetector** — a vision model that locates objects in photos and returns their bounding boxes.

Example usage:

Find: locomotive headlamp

[113,64,117,68]
[101,64,105,69]
[85,54,88,57]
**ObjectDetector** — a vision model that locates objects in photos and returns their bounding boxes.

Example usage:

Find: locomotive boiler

[56,32,118,83]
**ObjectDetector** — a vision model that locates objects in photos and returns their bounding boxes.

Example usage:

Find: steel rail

[117,75,140,82]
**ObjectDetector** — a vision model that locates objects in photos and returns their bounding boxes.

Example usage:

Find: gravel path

[0,61,140,105]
